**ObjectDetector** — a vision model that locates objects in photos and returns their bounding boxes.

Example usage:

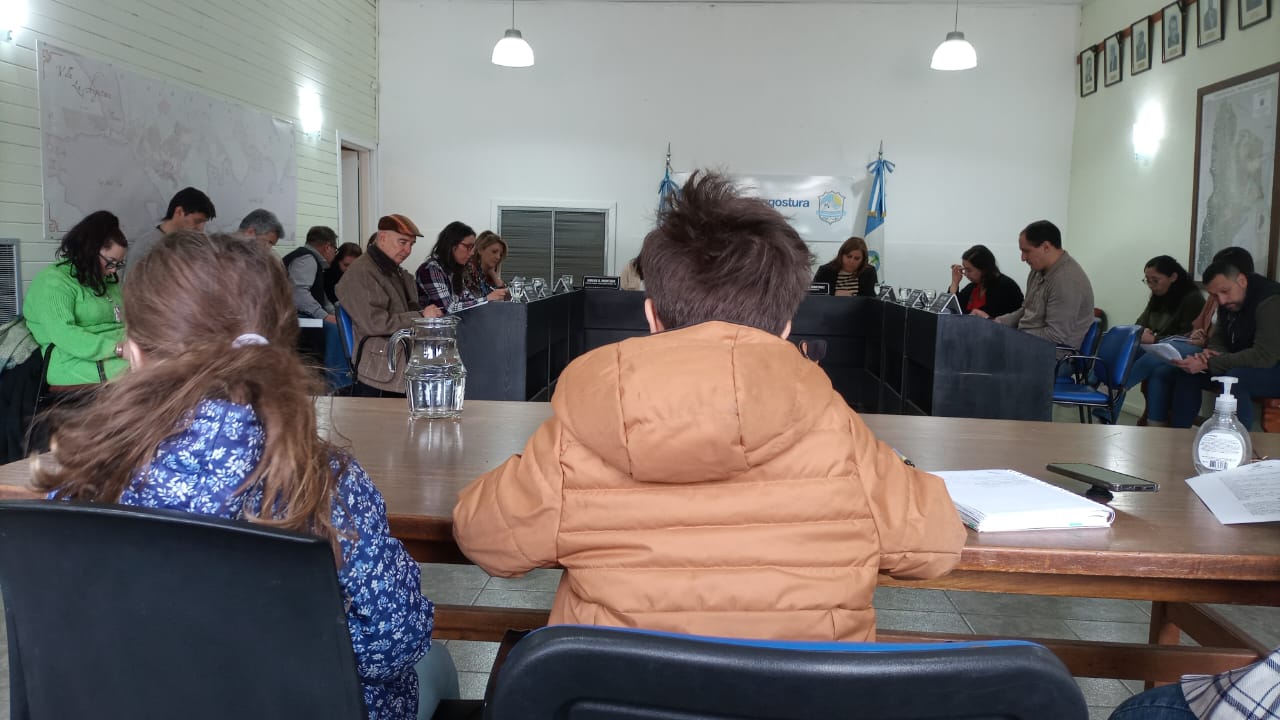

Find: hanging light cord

[511,0,516,29]
[953,0,960,32]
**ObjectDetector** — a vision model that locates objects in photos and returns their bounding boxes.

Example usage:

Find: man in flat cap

[336,214,444,396]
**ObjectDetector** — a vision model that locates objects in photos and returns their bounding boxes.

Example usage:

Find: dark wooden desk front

[4,398,1277,682]
[458,291,1056,419]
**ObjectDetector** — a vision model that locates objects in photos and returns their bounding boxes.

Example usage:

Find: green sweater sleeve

[24,264,124,362]
[1209,296,1280,373]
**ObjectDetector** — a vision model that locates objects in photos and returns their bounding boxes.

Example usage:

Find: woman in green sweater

[25,211,129,388]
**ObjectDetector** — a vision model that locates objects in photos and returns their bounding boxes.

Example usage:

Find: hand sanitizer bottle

[1193,376,1253,475]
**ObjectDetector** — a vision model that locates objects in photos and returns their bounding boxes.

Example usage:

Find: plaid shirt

[415,258,486,314]
[1183,648,1280,719]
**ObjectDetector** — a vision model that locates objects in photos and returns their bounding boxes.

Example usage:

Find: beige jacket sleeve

[453,418,566,577]
[846,413,967,579]
[336,268,421,338]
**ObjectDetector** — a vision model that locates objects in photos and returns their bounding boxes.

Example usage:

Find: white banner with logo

[675,172,877,274]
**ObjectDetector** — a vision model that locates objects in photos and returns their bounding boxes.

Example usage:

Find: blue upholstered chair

[1053,324,1143,424]
[335,303,357,364]
[1057,317,1103,385]
[484,625,1088,720]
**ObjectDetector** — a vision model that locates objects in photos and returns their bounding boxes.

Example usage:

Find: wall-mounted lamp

[1132,103,1165,161]
[0,0,29,42]
[492,0,534,68]
[298,87,323,136]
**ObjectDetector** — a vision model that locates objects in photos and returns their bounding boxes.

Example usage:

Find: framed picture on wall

[1103,34,1123,86]
[1239,0,1272,29]
[1079,48,1097,97]
[1199,0,1225,46]
[1189,62,1280,281]
[1162,2,1186,62]
[1131,18,1152,75]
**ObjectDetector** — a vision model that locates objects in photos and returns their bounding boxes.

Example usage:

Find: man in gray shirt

[989,220,1095,353]
[237,208,285,247]
[123,187,216,278]
[282,226,339,323]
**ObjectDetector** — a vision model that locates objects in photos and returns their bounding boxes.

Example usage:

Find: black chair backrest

[0,500,366,720]
[485,625,1088,720]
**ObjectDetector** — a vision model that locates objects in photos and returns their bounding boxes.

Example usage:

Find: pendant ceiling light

[492,0,534,68]
[930,0,977,71]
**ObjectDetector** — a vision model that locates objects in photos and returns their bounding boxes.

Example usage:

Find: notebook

[932,469,1116,532]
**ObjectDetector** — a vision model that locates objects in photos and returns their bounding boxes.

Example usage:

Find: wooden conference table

[4,397,1278,682]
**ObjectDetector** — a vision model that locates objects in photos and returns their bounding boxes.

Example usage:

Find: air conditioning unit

[0,239,21,323]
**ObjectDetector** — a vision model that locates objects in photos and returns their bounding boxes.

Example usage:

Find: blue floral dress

[106,399,434,718]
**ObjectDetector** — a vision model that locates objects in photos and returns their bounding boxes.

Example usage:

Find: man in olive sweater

[991,220,1095,356]
[1168,262,1280,429]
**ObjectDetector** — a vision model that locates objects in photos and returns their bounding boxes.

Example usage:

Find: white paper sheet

[1140,343,1183,363]
[1185,460,1280,524]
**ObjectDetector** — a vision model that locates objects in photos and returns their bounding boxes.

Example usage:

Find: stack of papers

[1140,343,1183,362]
[1186,460,1280,525]
[932,469,1116,532]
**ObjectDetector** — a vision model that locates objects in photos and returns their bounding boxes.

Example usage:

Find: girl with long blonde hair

[34,231,453,719]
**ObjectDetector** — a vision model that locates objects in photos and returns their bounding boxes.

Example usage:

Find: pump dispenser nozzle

[1212,376,1239,415]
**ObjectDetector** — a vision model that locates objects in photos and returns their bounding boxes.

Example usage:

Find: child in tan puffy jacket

[453,171,966,641]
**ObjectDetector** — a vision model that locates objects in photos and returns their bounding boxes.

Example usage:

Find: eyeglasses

[100,253,127,270]
[459,242,476,251]
[1141,276,1162,286]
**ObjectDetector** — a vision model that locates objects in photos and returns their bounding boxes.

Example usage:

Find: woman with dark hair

[1135,255,1204,344]
[1102,255,1206,424]
[415,221,507,313]
[467,231,507,297]
[324,241,364,304]
[812,236,877,297]
[31,231,454,718]
[24,210,129,387]
[947,244,1024,318]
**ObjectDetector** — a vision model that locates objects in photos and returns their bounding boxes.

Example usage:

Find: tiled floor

[422,564,1280,720]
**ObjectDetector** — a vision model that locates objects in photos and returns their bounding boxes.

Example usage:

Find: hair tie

[231,333,269,348]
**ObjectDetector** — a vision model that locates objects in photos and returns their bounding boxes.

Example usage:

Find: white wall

[1,0,378,290]
[379,0,1081,289]
[1068,0,1280,329]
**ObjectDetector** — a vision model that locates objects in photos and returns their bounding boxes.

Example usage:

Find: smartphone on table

[1046,463,1159,492]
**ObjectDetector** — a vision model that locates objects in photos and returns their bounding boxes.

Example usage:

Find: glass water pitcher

[387,316,467,419]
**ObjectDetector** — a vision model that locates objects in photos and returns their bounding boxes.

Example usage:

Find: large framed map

[37,42,297,244]
[1190,62,1280,280]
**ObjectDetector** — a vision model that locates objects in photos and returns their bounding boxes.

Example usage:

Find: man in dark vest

[283,226,339,323]
[1169,261,1280,428]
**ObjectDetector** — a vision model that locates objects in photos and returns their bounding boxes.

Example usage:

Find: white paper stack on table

[932,469,1116,532]
[1186,460,1280,525]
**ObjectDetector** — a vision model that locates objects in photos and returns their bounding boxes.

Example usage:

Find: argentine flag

[864,150,894,277]
[658,148,679,214]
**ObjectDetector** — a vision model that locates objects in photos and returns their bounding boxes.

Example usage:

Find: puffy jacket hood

[553,321,841,485]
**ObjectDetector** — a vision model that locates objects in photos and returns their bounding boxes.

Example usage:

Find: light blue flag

[658,143,679,214]
[865,147,895,235]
